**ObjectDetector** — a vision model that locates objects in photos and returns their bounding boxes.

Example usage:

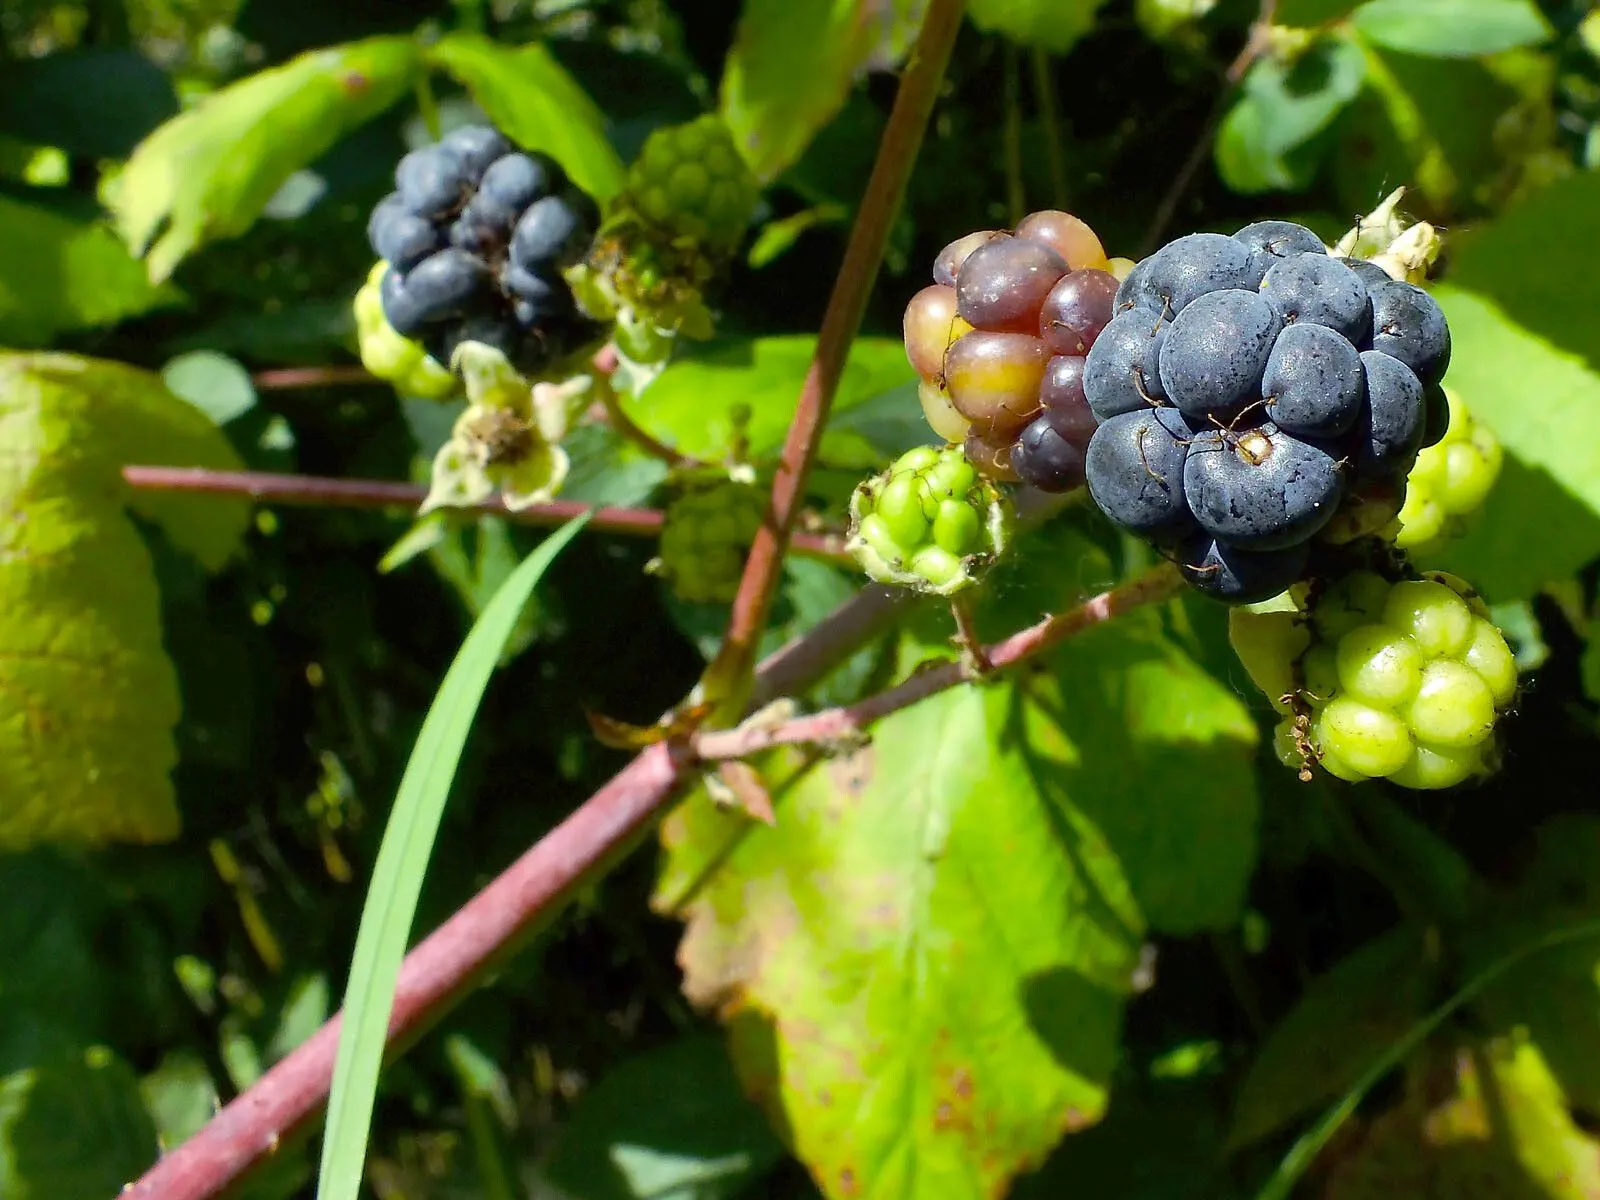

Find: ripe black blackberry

[1079,221,1453,605]
[367,124,605,376]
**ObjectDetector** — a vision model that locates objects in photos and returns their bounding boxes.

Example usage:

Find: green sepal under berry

[1389,388,1504,556]
[650,472,767,605]
[564,116,758,375]
[847,445,1014,598]
[1231,568,1518,790]
[354,260,457,401]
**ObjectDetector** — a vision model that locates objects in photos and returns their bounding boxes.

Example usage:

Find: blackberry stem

[699,0,968,724]
[592,369,703,469]
[118,465,854,565]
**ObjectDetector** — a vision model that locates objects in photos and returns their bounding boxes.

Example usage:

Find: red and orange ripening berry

[944,330,1049,441]
[903,209,1120,492]
[903,284,972,381]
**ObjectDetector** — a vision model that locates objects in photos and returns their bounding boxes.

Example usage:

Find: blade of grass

[1254,914,1600,1200]
[316,511,592,1200]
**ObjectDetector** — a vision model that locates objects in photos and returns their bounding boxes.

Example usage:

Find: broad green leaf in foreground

[0,1048,160,1200]
[1227,924,1437,1151]
[0,354,248,850]
[317,512,590,1200]
[427,35,624,200]
[966,0,1113,53]
[0,191,176,345]
[720,0,920,182]
[1215,35,1367,194]
[627,335,917,467]
[544,1034,785,1200]
[1349,0,1553,58]
[108,36,420,282]
[656,679,1142,1200]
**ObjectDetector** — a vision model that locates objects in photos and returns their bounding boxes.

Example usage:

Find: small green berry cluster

[354,261,457,400]
[653,476,767,604]
[621,114,761,253]
[1390,388,1504,555]
[1274,572,1517,790]
[847,446,1014,597]
[567,116,761,368]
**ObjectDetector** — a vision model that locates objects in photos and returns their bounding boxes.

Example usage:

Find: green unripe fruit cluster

[847,445,1013,596]
[354,261,457,400]
[655,477,767,604]
[623,115,760,252]
[1273,571,1517,790]
[1391,388,1503,555]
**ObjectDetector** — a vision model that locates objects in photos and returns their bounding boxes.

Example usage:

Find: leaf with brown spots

[655,679,1145,1200]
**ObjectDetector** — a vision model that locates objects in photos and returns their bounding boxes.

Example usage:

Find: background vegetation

[3,0,1600,1198]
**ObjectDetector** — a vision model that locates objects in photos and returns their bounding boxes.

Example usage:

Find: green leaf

[0,1048,159,1199]
[1317,1035,1600,1199]
[966,0,1111,52]
[1330,41,1523,214]
[1227,925,1437,1150]
[162,350,258,427]
[720,0,920,182]
[1427,286,1600,599]
[0,353,249,850]
[0,48,178,159]
[0,854,108,1051]
[108,36,420,282]
[428,35,625,200]
[545,1034,785,1200]
[0,190,176,344]
[1043,607,1261,935]
[1466,816,1600,1116]
[1215,35,1367,193]
[627,335,916,467]
[1350,0,1552,57]
[317,512,591,1200]
[140,1051,220,1150]
[655,680,1145,1200]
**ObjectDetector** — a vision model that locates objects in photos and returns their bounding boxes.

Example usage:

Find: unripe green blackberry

[1390,388,1503,555]
[653,476,766,604]
[1254,571,1518,790]
[624,115,760,252]
[847,446,1014,597]
[354,261,457,400]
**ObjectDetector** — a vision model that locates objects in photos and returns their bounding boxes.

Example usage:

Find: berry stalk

[701,0,968,718]
[118,465,854,565]
[692,562,1186,761]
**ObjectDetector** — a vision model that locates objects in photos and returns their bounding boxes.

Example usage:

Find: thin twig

[593,371,702,469]
[1138,0,1279,255]
[693,564,1186,761]
[252,365,381,390]
[701,0,968,718]
[119,466,852,565]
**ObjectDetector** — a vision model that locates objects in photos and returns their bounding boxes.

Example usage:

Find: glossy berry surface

[1392,388,1503,554]
[1072,218,1451,605]
[366,123,602,375]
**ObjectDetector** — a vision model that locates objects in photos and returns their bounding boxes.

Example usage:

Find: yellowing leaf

[108,37,420,282]
[427,35,624,200]
[0,353,249,850]
[656,680,1144,1200]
